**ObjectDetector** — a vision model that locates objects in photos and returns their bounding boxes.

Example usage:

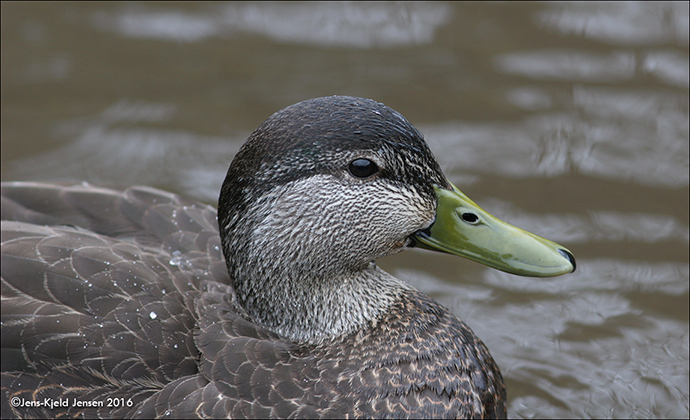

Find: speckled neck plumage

[218,96,447,343]
[220,174,423,344]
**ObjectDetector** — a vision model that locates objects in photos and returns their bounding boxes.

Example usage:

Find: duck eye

[348,159,379,178]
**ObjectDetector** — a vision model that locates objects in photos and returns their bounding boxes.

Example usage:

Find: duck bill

[413,183,575,277]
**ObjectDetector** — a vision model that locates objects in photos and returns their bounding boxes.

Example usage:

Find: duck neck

[227,256,409,344]
[218,177,415,344]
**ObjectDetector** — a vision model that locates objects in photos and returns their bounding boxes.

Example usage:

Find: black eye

[461,212,479,224]
[348,159,379,178]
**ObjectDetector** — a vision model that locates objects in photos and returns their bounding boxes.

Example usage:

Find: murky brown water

[2,2,688,418]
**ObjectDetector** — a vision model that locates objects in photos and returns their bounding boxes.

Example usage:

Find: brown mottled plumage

[2,96,507,418]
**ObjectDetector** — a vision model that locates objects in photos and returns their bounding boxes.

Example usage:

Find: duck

[1,96,575,419]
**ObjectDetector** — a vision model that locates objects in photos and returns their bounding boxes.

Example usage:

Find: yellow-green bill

[414,183,575,277]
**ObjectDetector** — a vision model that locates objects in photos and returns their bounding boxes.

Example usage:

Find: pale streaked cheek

[247,175,434,263]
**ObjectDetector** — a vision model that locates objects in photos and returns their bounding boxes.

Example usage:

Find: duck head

[218,96,575,343]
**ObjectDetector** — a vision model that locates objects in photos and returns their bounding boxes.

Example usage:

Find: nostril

[558,248,577,272]
[461,212,479,224]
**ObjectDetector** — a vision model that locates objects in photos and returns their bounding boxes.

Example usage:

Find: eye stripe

[349,159,379,178]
